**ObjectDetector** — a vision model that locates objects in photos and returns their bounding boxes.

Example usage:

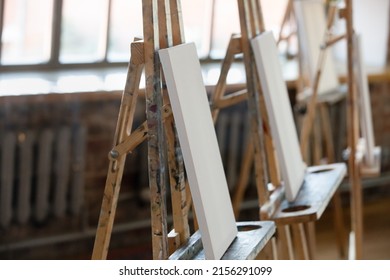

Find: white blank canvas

[159,43,238,260]
[251,32,307,202]
[294,0,340,95]
[333,0,389,67]
[354,33,376,166]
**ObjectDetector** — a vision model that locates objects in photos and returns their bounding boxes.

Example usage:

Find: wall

[0,74,389,259]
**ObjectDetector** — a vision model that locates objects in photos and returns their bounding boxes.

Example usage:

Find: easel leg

[350,162,364,259]
[291,223,309,260]
[164,115,190,247]
[232,139,254,217]
[211,35,242,122]
[332,189,347,259]
[256,236,275,260]
[313,113,322,165]
[345,0,364,260]
[277,225,294,260]
[320,104,347,258]
[92,57,143,260]
[304,222,316,259]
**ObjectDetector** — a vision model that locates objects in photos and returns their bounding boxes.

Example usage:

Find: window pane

[60,0,109,63]
[1,0,53,65]
[211,0,291,59]
[181,0,213,59]
[261,0,289,37]
[107,0,143,62]
[211,0,240,59]
[261,0,293,55]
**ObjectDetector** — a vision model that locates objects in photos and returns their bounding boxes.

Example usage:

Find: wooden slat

[249,0,261,35]
[143,0,169,260]
[291,223,309,260]
[169,0,185,45]
[331,189,347,259]
[158,0,173,49]
[255,68,282,188]
[159,0,189,247]
[164,114,190,246]
[276,225,294,260]
[213,89,248,110]
[92,41,143,260]
[313,114,322,164]
[345,0,363,260]
[304,222,317,259]
[237,0,269,206]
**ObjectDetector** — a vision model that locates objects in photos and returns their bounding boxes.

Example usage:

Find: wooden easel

[92,0,275,260]
[210,0,347,260]
[297,0,347,165]
[92,0,188,260]
[277,0,296,58]
[293,0,348,258]
[298,0,380,259]
[211,0,281,219]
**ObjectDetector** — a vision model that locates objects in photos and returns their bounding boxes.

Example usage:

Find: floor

[104,184,390,260]
[2,184,388,260]
[315,186,390,260]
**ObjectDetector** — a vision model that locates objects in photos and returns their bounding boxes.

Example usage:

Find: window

[0,0,289,71]
[1,0,54,65]
[60,0,109,63]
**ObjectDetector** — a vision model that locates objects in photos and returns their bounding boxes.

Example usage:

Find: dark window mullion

[50,0,63,67]
[388,3,390,64]
[0,0,5,63]
[103,0,112,63]
[208,0,216,61]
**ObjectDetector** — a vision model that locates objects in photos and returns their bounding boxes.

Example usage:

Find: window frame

[0,0,311,73]
[0,0,130,73]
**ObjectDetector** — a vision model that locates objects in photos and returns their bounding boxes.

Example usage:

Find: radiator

[215,105,251,190]
[0,125,86,229]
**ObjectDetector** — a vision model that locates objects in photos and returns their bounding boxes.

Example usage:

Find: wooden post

[142,0,193,260]
[236,0,269,208]
[159,0,190,249]
[91,43,144,260]
[345,0,364,260]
